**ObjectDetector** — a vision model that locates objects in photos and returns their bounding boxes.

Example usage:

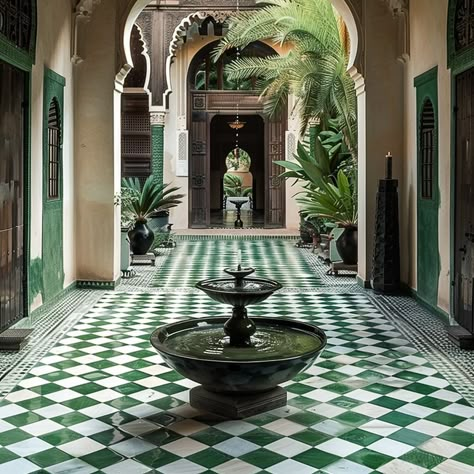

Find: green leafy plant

[298,169,357,228]
[152,230,176,250]
[226,148,252,171]
[121,176,184,227]
[214,0,357,152]
[223,173,253,198]
[275,122,353,189]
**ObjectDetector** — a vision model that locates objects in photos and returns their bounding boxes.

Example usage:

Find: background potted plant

[121,176,184,255]
[223,173,253,198]
[275,124,357,264]
[298,169,358,264]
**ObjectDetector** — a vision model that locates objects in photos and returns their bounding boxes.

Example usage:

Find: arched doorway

[187,41,286,229]
[210,115,265,228]
[116,0,365,231]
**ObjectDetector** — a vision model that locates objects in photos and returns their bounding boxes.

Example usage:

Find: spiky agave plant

[121,176,184,226]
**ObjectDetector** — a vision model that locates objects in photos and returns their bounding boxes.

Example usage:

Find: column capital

[150,112,166,126]
[308,117,321,127]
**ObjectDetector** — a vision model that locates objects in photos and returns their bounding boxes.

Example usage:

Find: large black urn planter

[128,221,154,255]
[336,227,358,265]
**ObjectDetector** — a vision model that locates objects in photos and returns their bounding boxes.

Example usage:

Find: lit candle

[237,250,242,269]
[386,152,393,180]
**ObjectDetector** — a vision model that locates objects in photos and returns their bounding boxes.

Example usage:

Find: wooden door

[454,67,474,333]
[0,60,26,331]
[265,114,286,228]
[190,107,209,228]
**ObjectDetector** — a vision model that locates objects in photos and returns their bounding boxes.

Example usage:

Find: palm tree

[214,0,357,154]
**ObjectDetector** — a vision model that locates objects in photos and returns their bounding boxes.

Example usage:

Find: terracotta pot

[336,227,358,265]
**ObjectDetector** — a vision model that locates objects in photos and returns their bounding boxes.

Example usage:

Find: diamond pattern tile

[0,238,473,474]
[152,240,323,288]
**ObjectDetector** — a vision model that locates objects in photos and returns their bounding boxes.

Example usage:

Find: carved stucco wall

[118,0,369,97]
[87,0,409,87]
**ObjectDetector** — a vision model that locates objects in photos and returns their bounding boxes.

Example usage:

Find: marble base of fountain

[190,386,287,419]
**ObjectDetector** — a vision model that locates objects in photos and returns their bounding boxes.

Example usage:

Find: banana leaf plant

[121,176,184,227]
[275,121,353,189]
[297,169,357,228]
[223,173,253,198]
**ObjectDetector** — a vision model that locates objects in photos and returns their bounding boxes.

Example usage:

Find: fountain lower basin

[150,317,326,393]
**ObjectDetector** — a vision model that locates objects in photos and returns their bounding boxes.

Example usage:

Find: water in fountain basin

[164,323,324,361]
[208,280,276,292]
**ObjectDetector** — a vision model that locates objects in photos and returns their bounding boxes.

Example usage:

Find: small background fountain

[151,254,326,419]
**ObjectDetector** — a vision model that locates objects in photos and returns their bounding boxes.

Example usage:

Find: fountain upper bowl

[196,277,282,306]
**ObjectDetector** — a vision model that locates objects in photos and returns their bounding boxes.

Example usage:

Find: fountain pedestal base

[190,386,287,419]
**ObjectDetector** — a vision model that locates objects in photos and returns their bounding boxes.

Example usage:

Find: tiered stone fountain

[150,262,326,419]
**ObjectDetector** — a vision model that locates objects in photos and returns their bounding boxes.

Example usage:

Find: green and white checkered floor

[152,240,322,289]
[1,239,473,474]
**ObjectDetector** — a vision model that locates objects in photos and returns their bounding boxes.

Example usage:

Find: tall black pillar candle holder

[371,153,401,294]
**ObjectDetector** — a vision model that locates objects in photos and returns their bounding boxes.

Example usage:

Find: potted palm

[121,176,184,255]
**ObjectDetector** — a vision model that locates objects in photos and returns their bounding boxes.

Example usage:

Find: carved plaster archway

[117,0,366,92]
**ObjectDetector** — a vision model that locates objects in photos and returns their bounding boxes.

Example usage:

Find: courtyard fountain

[150,255,326,418]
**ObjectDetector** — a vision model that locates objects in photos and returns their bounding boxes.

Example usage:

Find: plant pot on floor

[121,227,132,271]
[129,221,154,255]
[148,211,169,233]
[336,227,358,265]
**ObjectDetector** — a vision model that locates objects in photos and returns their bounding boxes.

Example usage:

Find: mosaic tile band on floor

[0,238,473,474]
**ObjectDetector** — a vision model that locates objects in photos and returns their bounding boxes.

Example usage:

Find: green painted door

[415,68,440,307]
[42,69,65,301]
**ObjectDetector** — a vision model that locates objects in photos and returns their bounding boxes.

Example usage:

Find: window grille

[455,0,474,52]
[48,98,61,200]
[420,100,435,200]
[0,0,33,51]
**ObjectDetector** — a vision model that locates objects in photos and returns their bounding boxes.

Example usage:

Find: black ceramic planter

[336,227,358,265]
[128,221,154,255]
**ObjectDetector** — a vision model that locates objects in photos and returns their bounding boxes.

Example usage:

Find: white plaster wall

[31,0,75,308]
[404,0,451,311]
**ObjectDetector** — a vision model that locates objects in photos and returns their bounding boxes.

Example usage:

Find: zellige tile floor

[0,238,473,474]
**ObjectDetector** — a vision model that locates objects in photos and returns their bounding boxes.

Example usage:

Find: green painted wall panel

[42,68,65,302]
[415,67,440,309]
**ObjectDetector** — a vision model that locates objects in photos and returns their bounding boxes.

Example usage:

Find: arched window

[454,0,474,52]
[420,99,435,200]
[47,98,61,200]
[189,41,277,91]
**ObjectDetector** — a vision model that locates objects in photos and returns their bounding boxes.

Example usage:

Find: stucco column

[75,0,121,286]
[150,112,166,186]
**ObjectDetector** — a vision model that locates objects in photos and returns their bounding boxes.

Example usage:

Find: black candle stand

[371,153,401,294]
